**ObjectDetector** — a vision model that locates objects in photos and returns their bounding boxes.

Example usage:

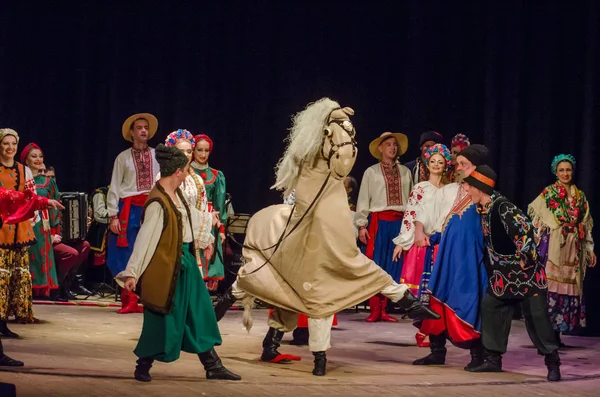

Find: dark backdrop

[1,0,599,333]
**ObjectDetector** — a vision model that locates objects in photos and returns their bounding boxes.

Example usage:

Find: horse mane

[271,97,340,193]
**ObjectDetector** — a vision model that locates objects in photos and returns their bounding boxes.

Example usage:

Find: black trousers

[481,292,558,355]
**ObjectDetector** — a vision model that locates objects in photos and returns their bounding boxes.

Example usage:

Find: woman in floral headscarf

[528,154,596,346]
[392,143,459,346]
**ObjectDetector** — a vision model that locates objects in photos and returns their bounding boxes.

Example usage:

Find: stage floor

[1,304,599,397]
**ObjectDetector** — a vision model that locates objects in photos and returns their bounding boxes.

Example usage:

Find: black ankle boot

[70,273,92,296]
[464,344,484,371]
[413,333,447,365]
[290,327,309,346]
[0,340,23,367]
[134,357,154,382]
[0,320,19,339]
[392,291,440,321]
[555,331,566,348]
[214,287,236,322]
[545,350,561,382]
[261,327,287,362]
[198,348,241,380]
[466,351,502,373]
[312,351,327,376]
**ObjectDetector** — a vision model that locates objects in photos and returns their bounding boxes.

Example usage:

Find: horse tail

[242,295,255,333]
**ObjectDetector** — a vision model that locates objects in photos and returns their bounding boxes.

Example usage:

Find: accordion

[60,192,88,243]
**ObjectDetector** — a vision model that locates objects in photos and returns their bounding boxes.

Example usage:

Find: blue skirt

[360,215,403,282]
[107,200,144,275]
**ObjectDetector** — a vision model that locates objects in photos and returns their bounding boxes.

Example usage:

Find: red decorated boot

[365,295,382,322]
[380,297,398,322]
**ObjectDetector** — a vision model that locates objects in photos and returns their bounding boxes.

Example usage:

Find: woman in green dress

[21,143,61,299]
[191,134,226,291]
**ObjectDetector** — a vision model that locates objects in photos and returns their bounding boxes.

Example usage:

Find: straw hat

[121,113,158,142]
[368,132,408,160]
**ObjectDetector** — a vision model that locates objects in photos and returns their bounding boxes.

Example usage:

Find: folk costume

[107,113,159,313]
[464,165,561,382]
[528,154,594,339]
[355,131,412,322]
[20,143,60,298]
[0,129,37,332]
[0,184,53,367]
[446,134,470,182]
[191,134,226,291]
[115,144,240,383]
[416,144,490,368]
[404,131,443,184]
[214,99,440,377]
[88,186,109,266]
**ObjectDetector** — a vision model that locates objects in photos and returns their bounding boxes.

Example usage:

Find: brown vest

[138,182,194,314]
[0,162,36,249]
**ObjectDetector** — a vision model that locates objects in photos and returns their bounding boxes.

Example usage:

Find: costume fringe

[242,295,255,332]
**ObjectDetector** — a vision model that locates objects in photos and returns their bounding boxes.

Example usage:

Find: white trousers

[231,281,408,352]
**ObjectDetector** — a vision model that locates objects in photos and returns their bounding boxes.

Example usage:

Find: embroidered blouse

[355,162,413,228]
[107,147,159,217]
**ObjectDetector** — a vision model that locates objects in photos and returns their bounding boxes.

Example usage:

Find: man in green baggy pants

[116,144,241,383]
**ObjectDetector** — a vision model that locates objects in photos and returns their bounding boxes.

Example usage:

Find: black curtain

[1,0,599,333]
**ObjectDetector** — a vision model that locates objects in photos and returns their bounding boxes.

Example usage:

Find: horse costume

[214,98,439,376]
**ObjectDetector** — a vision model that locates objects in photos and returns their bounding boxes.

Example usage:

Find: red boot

[118,290,141,314]
[365,295,382,322]
[380,297,398,322]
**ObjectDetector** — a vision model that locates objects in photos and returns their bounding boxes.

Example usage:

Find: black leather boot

[290,327,309,346]
[261,327,287,362]
[554,331,566,348]
[464,343,484,371]
[58,270,76,301]
[545,350,561,382]
[312,351,327,376]
[70,273,92,296]
[413,333,447,365]
[0,340,23,367]
[134,357,154,382]
[198,348,241,380]
[466,350,502,373]
[213,287,236,322]
[0,320,19,339]
[392,291,440,321]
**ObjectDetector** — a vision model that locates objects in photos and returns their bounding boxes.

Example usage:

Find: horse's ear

[323,127,333,137]
[341,107,355,116]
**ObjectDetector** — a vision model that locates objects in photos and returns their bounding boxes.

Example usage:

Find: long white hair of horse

[271,97,341,195]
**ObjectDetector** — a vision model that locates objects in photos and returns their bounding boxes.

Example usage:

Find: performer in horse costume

[214,98,439,376]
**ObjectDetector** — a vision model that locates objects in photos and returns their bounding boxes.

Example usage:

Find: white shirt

[393,181,459,250]
[355,163,413,228]
[107,148,159,217]
[92,193,109,224]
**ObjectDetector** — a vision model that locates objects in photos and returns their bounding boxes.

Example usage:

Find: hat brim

[368,133,408,160]
[122,113,158,142]
[463,175,495,196]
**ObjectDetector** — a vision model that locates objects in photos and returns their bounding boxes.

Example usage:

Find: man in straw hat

[404,130,443,184]
[116,144,241,383]
[355,132,413,322]
[107,113,159,314]
[463,165,561,382]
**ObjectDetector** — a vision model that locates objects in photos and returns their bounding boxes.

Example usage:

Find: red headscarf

[20,142,42,165]
[194,134,213,152]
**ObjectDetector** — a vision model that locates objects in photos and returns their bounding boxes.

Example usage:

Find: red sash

[116,194,148,247]
[365,210,404,259]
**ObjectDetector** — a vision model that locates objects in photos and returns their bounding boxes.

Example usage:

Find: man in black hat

[404,131,443,183]
[463,165,561,382]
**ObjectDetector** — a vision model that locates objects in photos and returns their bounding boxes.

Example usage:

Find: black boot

[545,350,561,382]
[198,348,241,380]
[58,270,76,301]
[134,357,154,382]
[261,327,287,362]
[0,320,19,339]
[466,350,502,372]
[70,273,92,296]
[0,340,24,367]
[213,287,236,322]
[392,291,441,321]
[290,327,309,346]
[555,331,566,348]
[464,343,484,371]
[413,333,447,365]
[312,351,327,376]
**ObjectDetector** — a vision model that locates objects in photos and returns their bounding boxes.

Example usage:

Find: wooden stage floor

[1,304,599,396]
